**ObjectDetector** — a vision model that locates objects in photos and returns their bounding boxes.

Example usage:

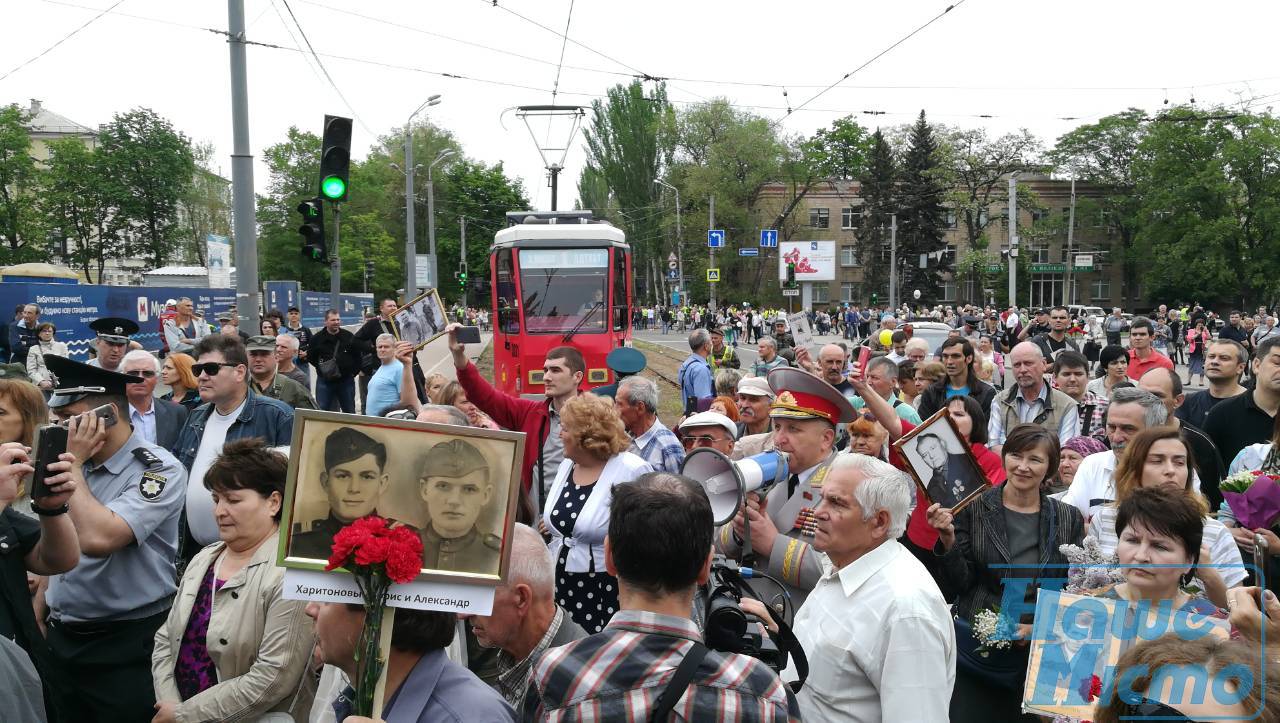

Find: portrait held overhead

[278,409,525,584]
[393,289,449,350]
[894,406,991,513]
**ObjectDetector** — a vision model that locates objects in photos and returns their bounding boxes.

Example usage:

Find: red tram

[488,211,633,397]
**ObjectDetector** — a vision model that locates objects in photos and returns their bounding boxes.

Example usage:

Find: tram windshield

[518,248,609,334]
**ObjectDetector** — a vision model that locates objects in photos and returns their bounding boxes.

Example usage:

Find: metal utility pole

[1065,174,1076,306]
[654,180,684,306]
[708,196,716,310]
[460,216,467,308]
[889,213,898,312]
[403,95,441,301]
[227,0,260,329]
[1008,173,1019,308]
[426,149,452,293]
[330,205,341,310]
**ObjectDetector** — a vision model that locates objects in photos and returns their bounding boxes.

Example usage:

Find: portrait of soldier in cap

[417,438,501,575]
[290,427,393,560]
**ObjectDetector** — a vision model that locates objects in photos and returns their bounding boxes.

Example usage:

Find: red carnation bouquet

[326,516,423,717]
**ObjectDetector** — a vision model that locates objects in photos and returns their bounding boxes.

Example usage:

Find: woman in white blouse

[1088,426,1242,607]
[541,393,651,633]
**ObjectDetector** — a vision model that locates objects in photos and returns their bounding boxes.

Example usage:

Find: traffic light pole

[330,204,341,310]
[227,0,260,330]
[460,216,467,308]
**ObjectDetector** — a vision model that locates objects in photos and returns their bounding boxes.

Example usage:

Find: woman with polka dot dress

[541,394,652,633]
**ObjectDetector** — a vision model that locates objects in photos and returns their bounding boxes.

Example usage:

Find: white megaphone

[681,448,790,526]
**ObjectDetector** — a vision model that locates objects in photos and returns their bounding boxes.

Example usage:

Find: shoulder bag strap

[649,642,709,723]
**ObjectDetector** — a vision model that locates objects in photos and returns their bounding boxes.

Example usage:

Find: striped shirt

[532,610,801,722]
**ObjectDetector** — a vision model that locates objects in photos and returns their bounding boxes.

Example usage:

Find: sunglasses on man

[680,434,725,449]
[192,361,239,377]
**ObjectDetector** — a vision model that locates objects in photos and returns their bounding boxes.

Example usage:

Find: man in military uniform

[418,438,501,575]
[246,334,317,410]
[714,366,854,609]
[589,347,646,400]
[86,316,139,371]
[40,354,187,722]
[291,427,391,560]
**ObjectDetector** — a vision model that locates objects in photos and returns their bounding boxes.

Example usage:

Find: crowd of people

[0,290,1278,723]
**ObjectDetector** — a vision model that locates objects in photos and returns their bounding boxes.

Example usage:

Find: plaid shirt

[532,610,801,722]
[629,418,685,474]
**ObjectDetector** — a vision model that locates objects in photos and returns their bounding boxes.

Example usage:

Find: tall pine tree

[856,130,896,304]
[897,111,949,306]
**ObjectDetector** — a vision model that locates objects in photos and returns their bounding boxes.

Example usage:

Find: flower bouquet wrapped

[1221,469,1280,530]
[326,516,424,718]
[1059,535,1125,594]
[971,608,1015,656]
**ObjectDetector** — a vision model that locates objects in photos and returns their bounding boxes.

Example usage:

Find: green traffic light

[321,176,346,200]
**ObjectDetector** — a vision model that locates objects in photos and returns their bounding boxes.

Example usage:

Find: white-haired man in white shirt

[744,453,955,722]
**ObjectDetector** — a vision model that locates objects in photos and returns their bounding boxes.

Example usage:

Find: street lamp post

[404,94,441,301]
[426,148,455,298]
[654,179,684,306]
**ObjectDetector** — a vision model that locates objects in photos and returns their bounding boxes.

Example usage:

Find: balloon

[879,329,893,347]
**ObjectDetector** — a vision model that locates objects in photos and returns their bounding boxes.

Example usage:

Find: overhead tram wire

[783,0,970,123]
[0,0,126,82]
[269,0,327,88]
[278,0,372,134]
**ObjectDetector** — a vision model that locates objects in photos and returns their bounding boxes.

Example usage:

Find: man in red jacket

[447,323,584,509]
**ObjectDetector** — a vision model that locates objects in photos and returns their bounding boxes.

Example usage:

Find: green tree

[338,212,401,295]
[257,127,330,290]
[97,108,195,268]
[432,158,529,304]
[856,130,896,302]
[897,111,950,306]
[804,116,873,180]
[1048,109,1147,307]
[0,104,43,263]
[939,126,1042,251]
[670,99,787,304]
[178,142,232,266]
[582,81,675,304]
[39,138,122,282]
[1133,107,1280,307]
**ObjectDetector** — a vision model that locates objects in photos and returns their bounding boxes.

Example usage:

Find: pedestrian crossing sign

[706,269,720,282]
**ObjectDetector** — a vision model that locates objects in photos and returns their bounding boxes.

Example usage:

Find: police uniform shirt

[420,524,501,575]
[46,433,187,623]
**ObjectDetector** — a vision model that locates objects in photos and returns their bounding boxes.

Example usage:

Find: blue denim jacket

[175,387,295,469]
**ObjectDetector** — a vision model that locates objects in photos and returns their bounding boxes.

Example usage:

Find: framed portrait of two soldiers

[277,409,526,585]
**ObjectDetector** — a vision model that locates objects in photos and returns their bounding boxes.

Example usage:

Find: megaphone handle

[740,498,756,570]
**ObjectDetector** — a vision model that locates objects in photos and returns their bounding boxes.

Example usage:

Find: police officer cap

[323,427,387,471]
[420,438,487,480]
[89,317,140,344]
[606,347,645,377]
[46,354,142,408]
[767,366,857,424]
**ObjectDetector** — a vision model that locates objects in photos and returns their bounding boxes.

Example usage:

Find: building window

[946,209,958,229]
[812,285,829,303]
[1091,275,1110,300]
[1032,243,1050,264]
[809,208,830,228]
[977,208,989,227]
[841,207,856,229]
[941,281,957,302]
[942,244,957,265]
[841,282,858,302]
[840,245,858,266]
[1031,208,1049,223]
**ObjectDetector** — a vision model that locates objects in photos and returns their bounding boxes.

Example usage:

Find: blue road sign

[708,229,725,248]
[760,229,778,247]
[738,248,759,256]
[667,269,678,280]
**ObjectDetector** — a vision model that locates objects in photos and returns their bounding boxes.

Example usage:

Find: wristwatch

[30,502,69,517]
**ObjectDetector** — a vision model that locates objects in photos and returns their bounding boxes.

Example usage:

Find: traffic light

[785,262,796,287]
[871,292,879,305]
[458,267,468,288]
[319,115,353,202]
[297,197,327,262]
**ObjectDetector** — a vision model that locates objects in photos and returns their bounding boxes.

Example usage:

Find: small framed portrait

[392,288,449,349]
[891,406,989,514]
[278,409,526,585]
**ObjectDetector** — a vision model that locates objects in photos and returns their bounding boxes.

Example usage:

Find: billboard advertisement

[778,240,835,281]
[206,234,231,288]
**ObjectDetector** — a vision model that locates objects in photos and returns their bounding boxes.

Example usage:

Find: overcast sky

[6,0,1280,214]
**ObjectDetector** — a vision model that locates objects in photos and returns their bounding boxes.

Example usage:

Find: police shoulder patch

[133,447,163,467]
[139,471,167,501]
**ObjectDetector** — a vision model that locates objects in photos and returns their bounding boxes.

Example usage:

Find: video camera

[681,448,808,684]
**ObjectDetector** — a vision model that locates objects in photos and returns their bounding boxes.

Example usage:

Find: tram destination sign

[519,249,608,268]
